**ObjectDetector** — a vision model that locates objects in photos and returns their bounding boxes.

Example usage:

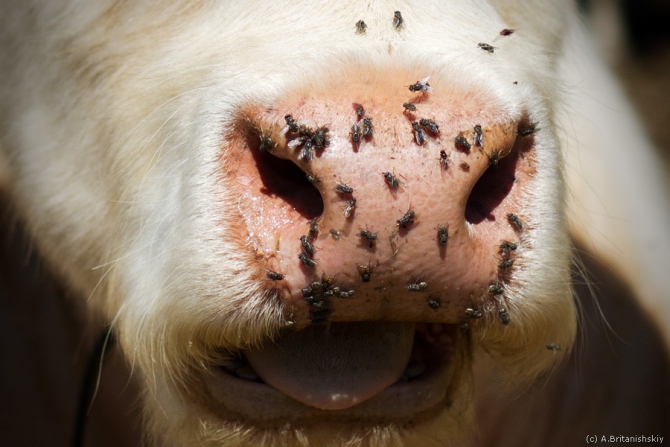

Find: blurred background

[583,0,670,166]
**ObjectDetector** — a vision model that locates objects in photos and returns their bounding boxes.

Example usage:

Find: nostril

[464,133,523,224]
[221,116,326,259]
[245,129,323,220]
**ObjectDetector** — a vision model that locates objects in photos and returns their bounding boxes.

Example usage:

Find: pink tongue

[245,322,415,410]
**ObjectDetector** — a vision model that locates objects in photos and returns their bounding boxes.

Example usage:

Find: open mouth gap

[464,122,534,224]
[220,323,456,388]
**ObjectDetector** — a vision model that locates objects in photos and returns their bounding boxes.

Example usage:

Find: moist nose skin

[226,68,536,329]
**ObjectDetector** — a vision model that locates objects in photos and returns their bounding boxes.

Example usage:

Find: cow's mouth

[204,322,467,424]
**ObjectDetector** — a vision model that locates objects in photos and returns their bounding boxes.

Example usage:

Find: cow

[0,1,668,446]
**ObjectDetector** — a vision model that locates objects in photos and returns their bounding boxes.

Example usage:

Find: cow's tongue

[245,322,415,410]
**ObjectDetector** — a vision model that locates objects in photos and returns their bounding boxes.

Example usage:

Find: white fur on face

[0,1,598,446]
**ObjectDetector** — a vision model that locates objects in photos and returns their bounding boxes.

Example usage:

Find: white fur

[0,1,665,446]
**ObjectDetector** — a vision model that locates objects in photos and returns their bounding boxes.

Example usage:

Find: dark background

[584,0,670,166]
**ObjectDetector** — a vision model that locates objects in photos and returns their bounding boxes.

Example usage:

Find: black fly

[308,219,319,239]
[488,283,504,295]
[409,76,431,93]
[354,103,365,118]
[519,122,539,136]
[488,151,499,168]
[300,235,315,255]
[335,182,354,195]
[499,307,510,325]
[393,11,403,30]
[407,281,428,292]
[498,259,514,270]
[258,134,275,152]
[454,135,471,151]
[465,308,482,319]
[362,117,373,138]
[397,209,416,228]
[343,199,357,218]
[357,263,373,282]
[478,43,496,53]
[355,20,367,34]
[499,241,517,258]
[313,126,330,149]
[403,102,417,112]
[419,118,440,134]
[297,140,314,162]
[427,297,441,309]
[507,213,523,231]
[321,272,335,289]
[284,114,299,133]
[306,173,320,185]
[437,225,448,245]
[298,253,317,268]
[474,124,483,146]
[439,150,450,170]
[351,122,362,143]
[266,270,284,281]
[382,171,399,190]
[359,228,377,247]
[412,122,425,145]
[339,289,355,298]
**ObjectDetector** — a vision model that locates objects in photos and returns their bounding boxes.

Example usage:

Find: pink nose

[227,68,537,329]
